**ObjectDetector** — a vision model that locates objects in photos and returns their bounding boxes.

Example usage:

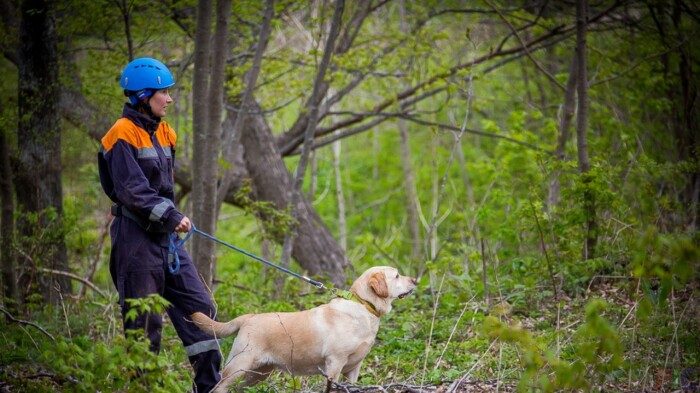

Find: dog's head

[350,266,417,316]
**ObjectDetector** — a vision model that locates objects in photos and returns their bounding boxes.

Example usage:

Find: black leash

[170,225,327,290]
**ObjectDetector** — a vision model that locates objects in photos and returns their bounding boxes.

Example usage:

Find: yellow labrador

[191,266,417,391]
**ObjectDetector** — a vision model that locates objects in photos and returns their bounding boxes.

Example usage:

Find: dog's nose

[410,277,417,285]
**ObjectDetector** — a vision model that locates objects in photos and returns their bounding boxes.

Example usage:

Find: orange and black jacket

[98,104,183,233]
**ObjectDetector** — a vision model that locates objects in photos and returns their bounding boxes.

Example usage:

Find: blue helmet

[120,57,175,104]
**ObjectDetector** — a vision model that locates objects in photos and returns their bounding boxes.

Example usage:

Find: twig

[434,294,477,369]
[420,273,445,388]
[0,307,55,341]
[485,0,566,91]
[446,339,498,393]
[80,214,111,297]
[528,198,559,301]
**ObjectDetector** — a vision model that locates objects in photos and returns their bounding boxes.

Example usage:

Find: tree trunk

[332,138,347,251]
[1,127,16,312]
[191,0,215,285]
[547,56,578,209]
[238,106,346,286]
[575,0,596,260]
[398,119,421,261]
[670,0,699,230]
[16,0,69,302]
[217,0,274,209]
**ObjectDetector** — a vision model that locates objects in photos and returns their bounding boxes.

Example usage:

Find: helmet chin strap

[126,89,158,119]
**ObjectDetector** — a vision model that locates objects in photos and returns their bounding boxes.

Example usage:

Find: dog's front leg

[343,362,362,383]
[322,358,345,392]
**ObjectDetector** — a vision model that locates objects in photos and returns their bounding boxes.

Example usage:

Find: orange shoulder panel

[101,118,153,152]
[156,121,177,147]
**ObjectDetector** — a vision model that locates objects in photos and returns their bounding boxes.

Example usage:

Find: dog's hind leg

[212,353,258,392]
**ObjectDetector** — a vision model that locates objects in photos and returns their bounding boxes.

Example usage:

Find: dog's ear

[369,271,389,298]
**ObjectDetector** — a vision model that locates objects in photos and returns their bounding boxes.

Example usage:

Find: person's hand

[175,216,192,233]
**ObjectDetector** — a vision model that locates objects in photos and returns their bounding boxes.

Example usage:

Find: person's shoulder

[101,118,146,152]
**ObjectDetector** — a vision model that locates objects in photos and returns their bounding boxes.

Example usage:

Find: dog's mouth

[398,289,414,299]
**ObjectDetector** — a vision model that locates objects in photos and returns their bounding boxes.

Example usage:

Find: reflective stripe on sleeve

[185,339,221,357]
[162,146,172,158]
[149,199,174,221]
[137,147,159,159]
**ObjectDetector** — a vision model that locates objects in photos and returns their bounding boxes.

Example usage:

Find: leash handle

[189,226,327,290]
[168,228,195,274]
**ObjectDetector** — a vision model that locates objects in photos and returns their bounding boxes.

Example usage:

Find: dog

[191,266,417,392]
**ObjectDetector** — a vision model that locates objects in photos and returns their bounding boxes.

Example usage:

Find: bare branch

[0,307,55,341]
[279,1,622,155]
[485,0,566,91]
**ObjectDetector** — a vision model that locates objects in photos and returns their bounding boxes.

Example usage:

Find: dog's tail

[191,312,249,337]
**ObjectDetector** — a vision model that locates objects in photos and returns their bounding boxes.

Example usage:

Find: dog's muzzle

[398,289,414,299]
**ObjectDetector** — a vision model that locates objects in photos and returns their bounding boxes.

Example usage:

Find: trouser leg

[168,305,222,392]
[121,269,165,352]
[164,250,221,392]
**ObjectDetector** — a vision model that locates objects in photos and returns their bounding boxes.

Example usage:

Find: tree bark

[217,0,274,210]
[547,56,578,209]
[670,0,698,230]
[191,0,215,285]
[332,138,347,251]
[398,119,421,261]
[575,0,596,260]
[0,126,16,311]
[238,105,346,286]
[16,0,69,302]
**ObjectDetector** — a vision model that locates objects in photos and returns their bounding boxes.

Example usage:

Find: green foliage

[124,294,172,323]
[481,298,623,392]
[232,179,296,240]
[41,334,189,392]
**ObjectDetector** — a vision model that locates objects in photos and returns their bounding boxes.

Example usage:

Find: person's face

[148,89,173,117]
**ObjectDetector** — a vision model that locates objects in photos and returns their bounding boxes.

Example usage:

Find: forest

[0,0,698,391]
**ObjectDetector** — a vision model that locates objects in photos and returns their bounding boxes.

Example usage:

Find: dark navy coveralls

[98,104,221,392]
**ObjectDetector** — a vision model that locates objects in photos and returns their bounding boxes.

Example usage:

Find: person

[97,57,221,392]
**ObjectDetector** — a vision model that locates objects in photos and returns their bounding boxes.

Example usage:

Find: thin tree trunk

[191,0,212,284]
[0,127,16,312]
[191,0,214,284]
[16,0,69,302]
[332,138,346,251]
[115,0,133,60]
[217,0,274,209]
[547,57,578,209]
[397,0,421,262]
[670,0,699,230]
[197,0,231,284]
[481,238,489,308]
[575,0,596,260]
[398,119,421,261]
[280,0,346,284]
